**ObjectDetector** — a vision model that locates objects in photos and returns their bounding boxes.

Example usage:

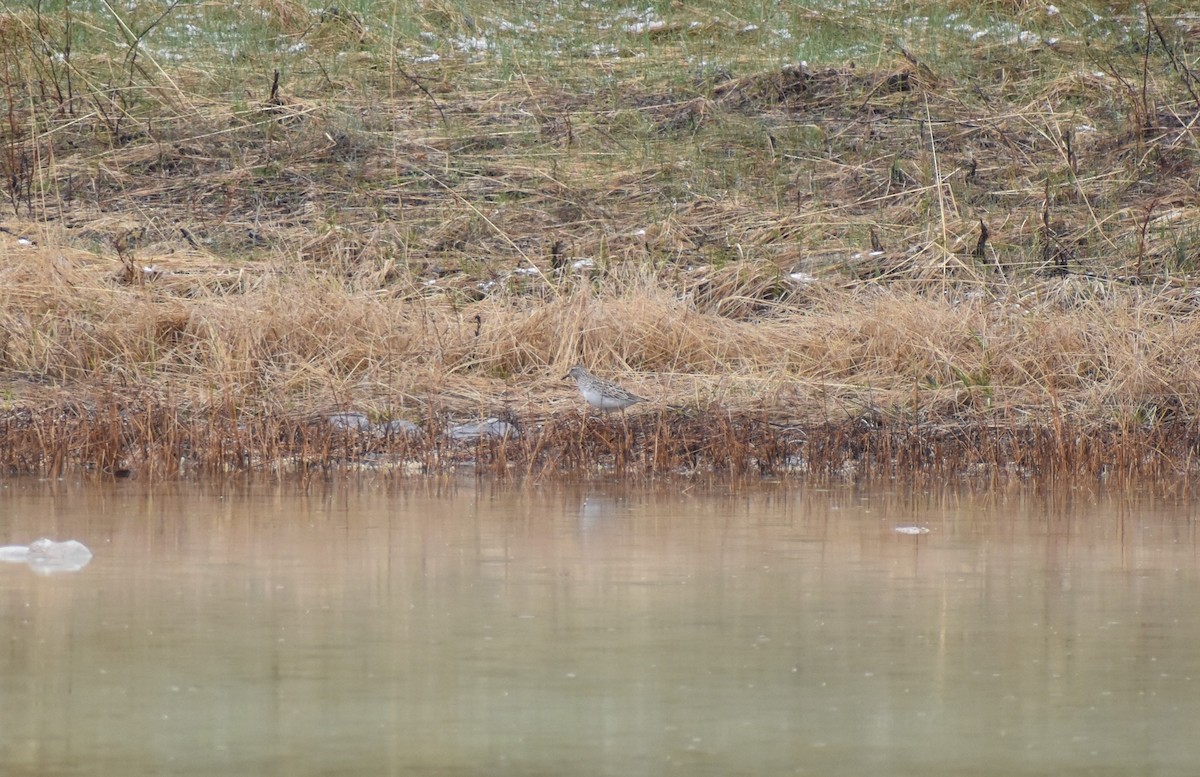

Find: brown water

[1,479,1198,776]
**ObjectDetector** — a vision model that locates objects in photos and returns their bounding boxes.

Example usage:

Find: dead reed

[2,397,1198,483]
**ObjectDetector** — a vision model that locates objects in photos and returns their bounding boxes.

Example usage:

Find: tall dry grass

[3,245,1198,425]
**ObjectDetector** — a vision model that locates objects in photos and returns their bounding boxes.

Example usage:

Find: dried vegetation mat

[2,1,1200,480]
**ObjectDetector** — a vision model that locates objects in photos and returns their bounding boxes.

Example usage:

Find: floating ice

[893,526,930,535]
[0,539,93,575]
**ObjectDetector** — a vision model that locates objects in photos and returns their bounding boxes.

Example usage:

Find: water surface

[1,479,1197,776]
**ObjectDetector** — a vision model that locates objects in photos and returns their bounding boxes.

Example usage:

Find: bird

[565,365,646,412]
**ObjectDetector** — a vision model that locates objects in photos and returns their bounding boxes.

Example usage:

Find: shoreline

[3,398,1195,482]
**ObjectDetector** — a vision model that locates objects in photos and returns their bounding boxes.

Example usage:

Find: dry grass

[2,1,1200,478]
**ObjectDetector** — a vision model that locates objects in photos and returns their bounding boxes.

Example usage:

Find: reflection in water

[0,479,1198,776]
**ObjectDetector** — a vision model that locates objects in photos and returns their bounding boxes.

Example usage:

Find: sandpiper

[565,365,646,412]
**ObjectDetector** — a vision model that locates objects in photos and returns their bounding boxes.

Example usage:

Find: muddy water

[1,479,1198,776]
